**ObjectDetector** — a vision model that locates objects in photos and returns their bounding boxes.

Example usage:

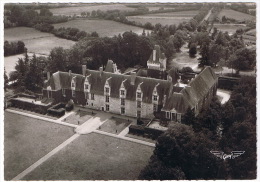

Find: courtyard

[4,108,154,180]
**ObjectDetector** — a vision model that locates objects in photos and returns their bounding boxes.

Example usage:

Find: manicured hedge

[10,98,49,114]
[47,103,66,117]
[129,124,165,140]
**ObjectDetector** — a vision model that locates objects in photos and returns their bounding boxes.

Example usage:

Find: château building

[42,46,218,121]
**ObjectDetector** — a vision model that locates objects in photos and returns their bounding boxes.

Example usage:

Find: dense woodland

[4,40,26,56]
[139,76,256,179]
[4,3,256,180]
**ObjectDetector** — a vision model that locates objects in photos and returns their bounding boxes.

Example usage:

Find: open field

[4,27,75,55]
[98,116,132,134]
[4,53,47,76]
[245,28,256,36]
[4,111,75,180]
[53,19,147,37]
[217,9,255,22]
[50,4,135,16]
[22,133,153,180]
[127,10,198,26]
[213,24,247,35]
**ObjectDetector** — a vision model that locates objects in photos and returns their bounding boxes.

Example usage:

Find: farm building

[42,46,218,121]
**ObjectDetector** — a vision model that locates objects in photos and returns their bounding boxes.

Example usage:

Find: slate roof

[163,67,217,113]
[104,59,114,73]
[44,69,175,104]
[147,45,166,63]
[44,66,217,113]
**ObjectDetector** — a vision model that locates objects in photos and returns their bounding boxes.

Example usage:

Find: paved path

[11,134,80,181]
[7,108,155,180]
[217,89,231,104]
[94,130,155,147]
[6,109,78,128]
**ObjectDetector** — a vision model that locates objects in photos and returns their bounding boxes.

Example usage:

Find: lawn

[53,19,146,37]
[167,43,200,71]
[4,111,75,180]
[213,24,247,35]
[22,133,154,180]
[63,110,95,125]
[4,27,75,55]
[127,10,199,26]
[217,9,255,22]
[50,4,135,16]
[98,116,132,134]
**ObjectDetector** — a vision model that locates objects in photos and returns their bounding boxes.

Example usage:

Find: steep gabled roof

[163,67,218,112]
[147,45,166,63]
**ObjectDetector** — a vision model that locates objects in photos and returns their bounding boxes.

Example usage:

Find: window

[106,104,109,111]
[153,95,158,101]
[137,110,141,118]
[72,90,75,97]
[71,82,75,87]
[105,87,109,93]
[137,92,141,98]
[121,107,125,114]
[85,84,89,90]
[153,104,157,112]
[121,98,125,106]
[137,101,141,108]
[166,112,170,119]
[120,90,125,96]
[105,96,110,102]
[85,92,88,99]
[62,89,66,96]
[91,93,95,100]
[171,113,176,121]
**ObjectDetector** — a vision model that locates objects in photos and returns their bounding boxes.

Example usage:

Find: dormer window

[71,82,75,88]
[120,90,125,96]
[137,92,141,98]
[153,95,158,101]
[105,87,109,93]
[85,84,89,90]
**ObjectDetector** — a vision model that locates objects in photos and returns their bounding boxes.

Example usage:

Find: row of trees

[4,41,26,57]
[9,53,44,93]
[190,26,255,73]
[4,5,68,28]
[34,24,99,41]
[140,76,256,179]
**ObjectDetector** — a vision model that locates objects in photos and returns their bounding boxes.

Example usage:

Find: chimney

[99,66,103,77]
[69,70,72,76]
[153,49,156,61]
[47,72,50,80]
[82,65,86,76]
[163,95,167,105]
[130,72,136,85]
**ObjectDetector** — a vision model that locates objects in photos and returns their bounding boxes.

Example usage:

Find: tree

[48,47,67,73]
[91,10,97,17]
[24,54,44,91]
[208,44,224,67]
[139,123,220,180]
[181,107,196,125]
[199,42,210,67]
[39,8,53,16]
[221,101,235,133]
[228,48,256,73]
[4,68,8,91]
[189,43,197,57]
